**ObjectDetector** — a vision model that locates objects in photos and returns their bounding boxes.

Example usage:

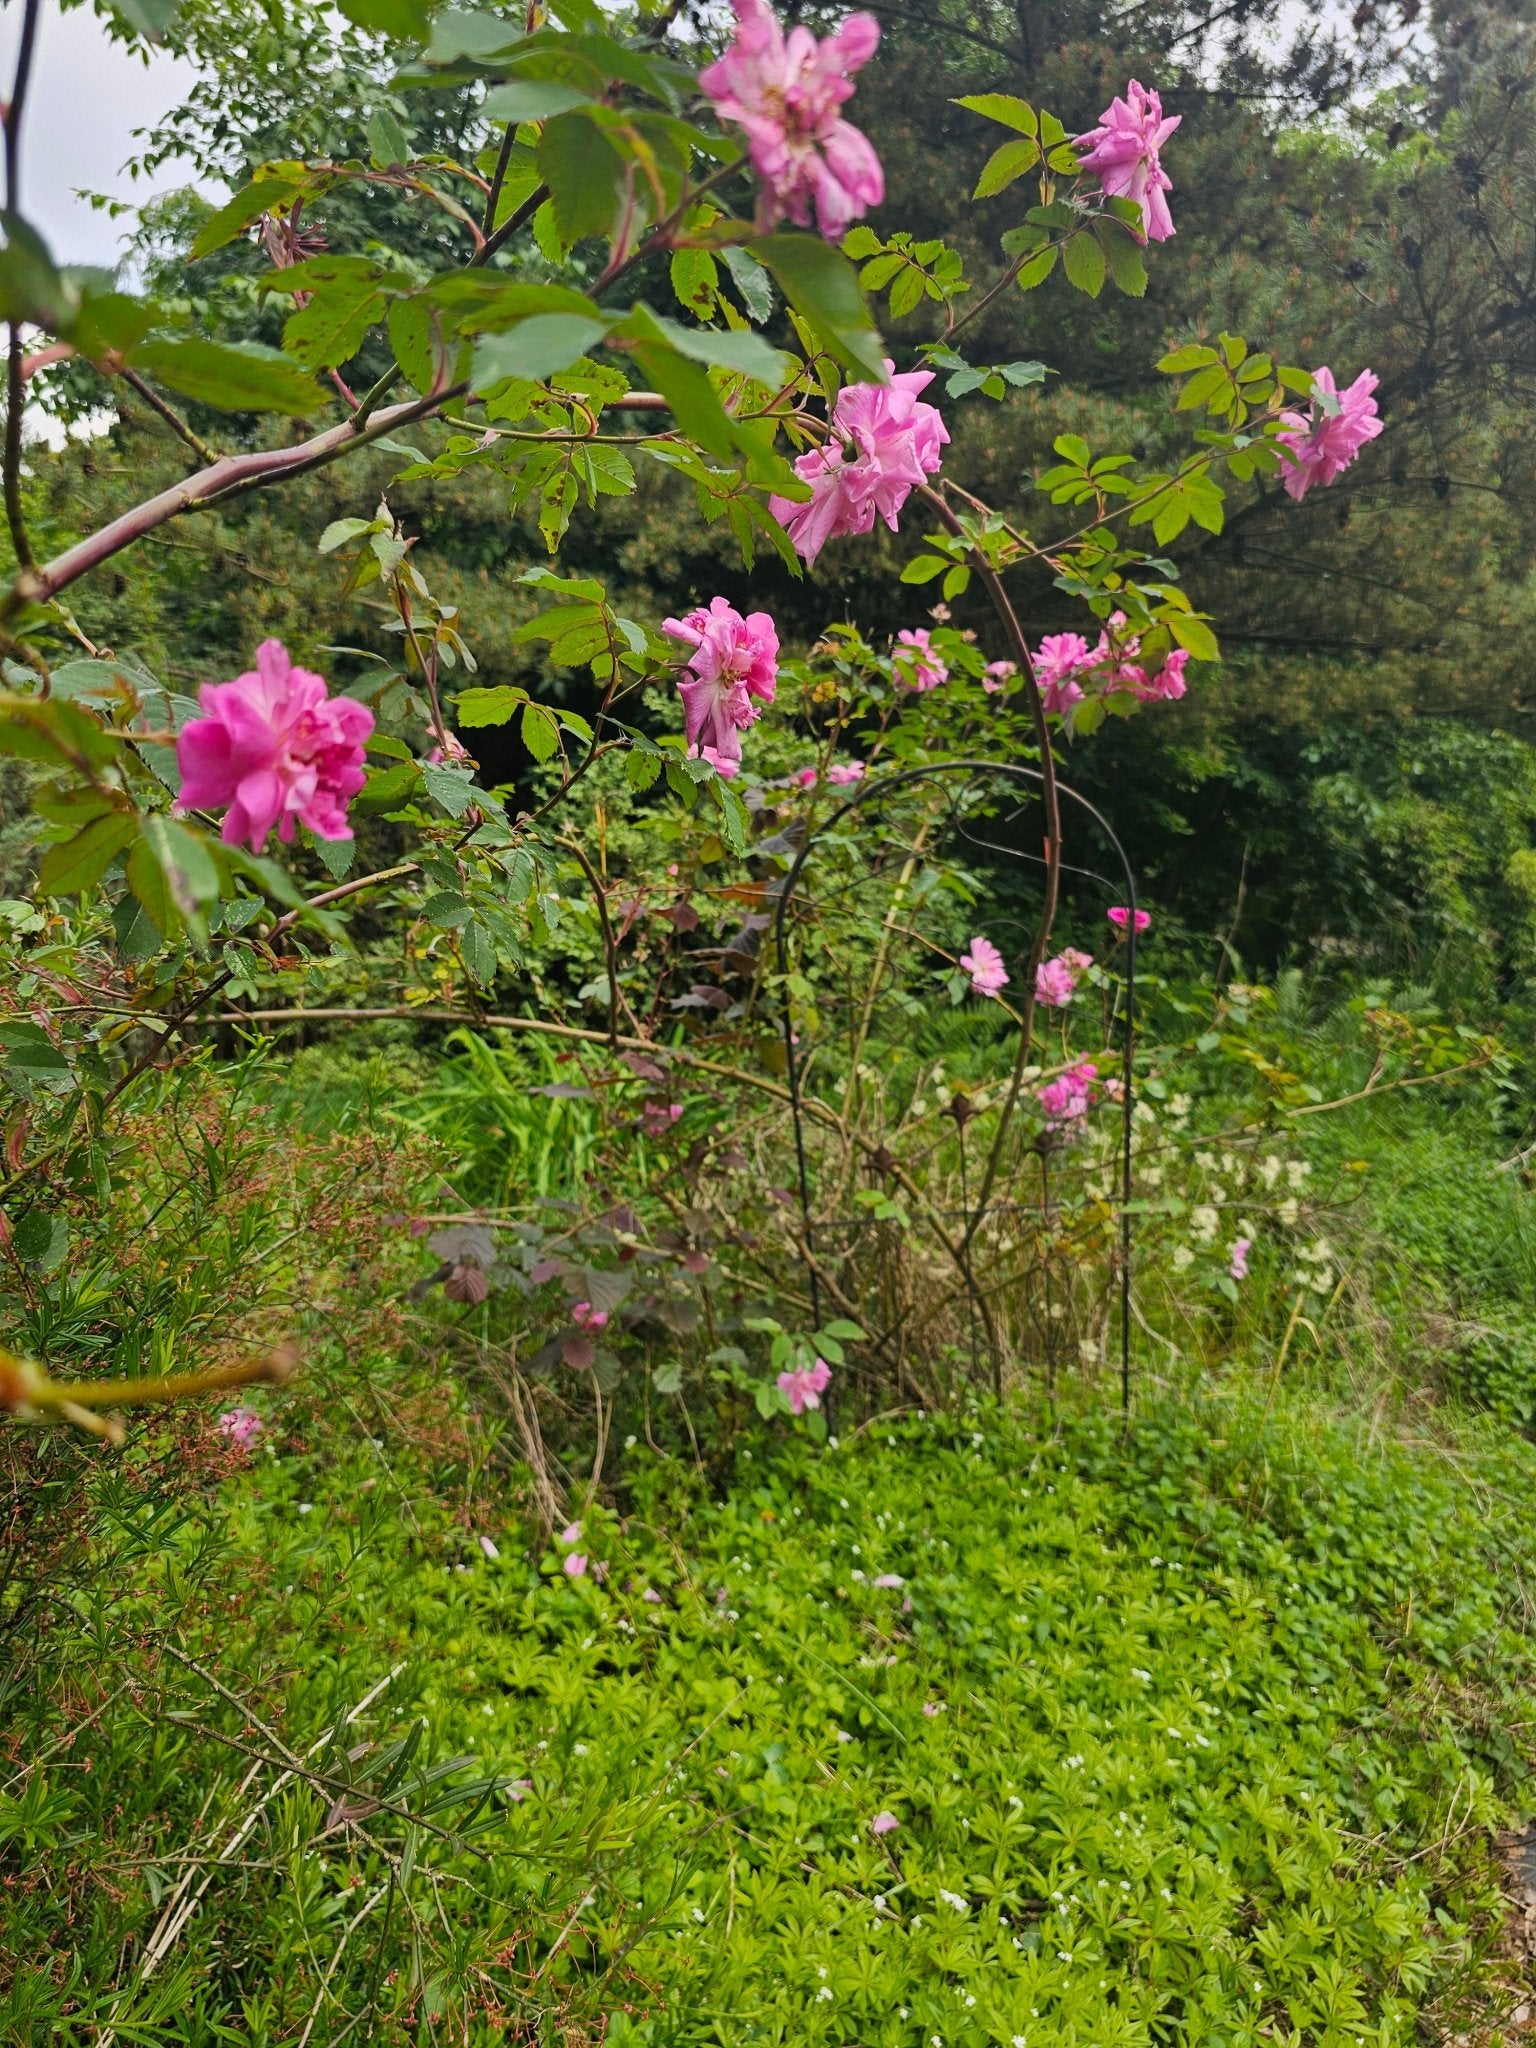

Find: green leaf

[36,809,139,896]
[482,79,593,123]
[366,107,413,169]
[338,0,430,36]
[720,244,773,321]
[627,308,785,387]
[900,554,950,585]
[455,685,528,727]
[420,762,478,815]
[0,1022,73,1094]
[538,111,624,247]
[318,517,377,554]
[748,234,883,381]
[625,747,661,792]
[670,246,719,317]
[283,280,386,370]
[461,919,497,984]
[1167,613,1220,660]
[105,0,182,41]
[953,93,1038,136]
[1015,244,1057,291]
[13,1208,68,1271]
[111,889,162,959]
[521,702,561,763]
[0,213,72,331]
[974,138,1040,199]
[1099,222,1147,298]
[189,175,306,263]
[130,337,326,415]
[125,836,181,939]
[1157,343,1220,374]
[471,314,610,389]
[1062,231,1107,298]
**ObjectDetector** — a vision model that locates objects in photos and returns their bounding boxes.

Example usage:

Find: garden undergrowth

[6,1376,1536,2044]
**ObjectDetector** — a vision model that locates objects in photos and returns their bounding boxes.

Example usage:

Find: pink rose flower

[893,626,947,692]
[1034,953,1083,1008]
[1107,905,1151,934]
[1062,947,1094,974]
[827,759,866,786]
[662,596,779,778]
[700,0,883,238]
[216,1405,264,1449]
[983,659,1016,693]
[563,1551,589,1579]
[769,360,948,563]
[777,1356,832,1415]
[870,1810,899,1835]
[792,765,819,788]
[959,935,1009,997]
[1032,631,1093,716]
[559,1520,583,1545]
[1038,1060,1098,1128]
[572,1301,609,1332]
[176,639,373,852]
[1135,648,1190,702]
[1229,1237,1252,1281]
[1276,367,1383,501]
[426,731,470,765]
[1076,79,1181,242]
[871,1572,905,1588]
[922,1700,944,1717]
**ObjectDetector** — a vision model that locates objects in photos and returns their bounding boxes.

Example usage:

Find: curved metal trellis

[770,761,1140,1412]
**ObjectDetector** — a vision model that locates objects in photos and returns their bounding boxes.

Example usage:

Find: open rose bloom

[176,640,373,851]
[700,0,883,238]
[1075,79,1180,242]
[778,1357,832,1414]
[960,935,1010,997]
[1276,367,1382,500]
[662,597,778,777]
[1030,617,1187,721]
[770,361,949,563]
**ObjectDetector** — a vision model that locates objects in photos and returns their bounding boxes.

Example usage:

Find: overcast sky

[0,0,205,270]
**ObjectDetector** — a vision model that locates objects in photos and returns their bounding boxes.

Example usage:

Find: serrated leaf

[521,702,561,763]
[366,107,413,168]
[455,685,528,727]
[954,93,1038,136]
[283,280,386,370]
[420,762,478,815]
[719,244,773,321]
[900,554,949,584]
[1062,231,1106,298]
[748,233,883,381]
[471,313,610,388]
[483,79,593,123]
[189,175,305,262]
[974,137,1039,199]
[37,809,138,896]
[339,0,430,33]
[461,918,497,985]
[1157,344,1220,374]
[1015,244,1057,291]
[538,110,624,246]
[130,336,325,415]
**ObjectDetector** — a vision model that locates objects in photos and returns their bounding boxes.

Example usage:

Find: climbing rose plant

[0,0,1378,1428]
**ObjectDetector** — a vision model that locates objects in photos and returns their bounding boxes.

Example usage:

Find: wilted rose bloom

[777,1356,832,1414]
[1034,953,1082,1008]
[1107,905,1152,934]
[641,1100,684,1137]
[959,935,1009,997]
[216,1406,263,1449]
[176,639,373,851]
[1229,1236,1252,1281]
[893,627,947,692]
[1062,947,1094,974]
[571,1301,609,1333]
[870,1810,900,1836]
[1276,367,1383,500]
[699,0,883,238]
[983,659,1016,694]
[827,759,866,786]
[662,597,778,777]
[769,361,948,563]
[1076,79,1181,242]
[1038,1060,1098,1128]
[426,731,471,766]
[563,1551,589,1580]
[792,765,818,788]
